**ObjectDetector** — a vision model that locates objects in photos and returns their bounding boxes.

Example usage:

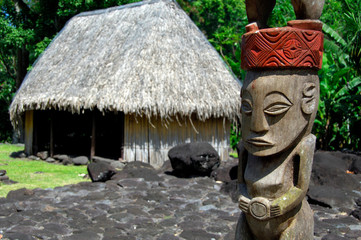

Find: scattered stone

[180,229,219,240]
[45,157,56,163]
[168,142,220,176]
[92,156,115,164]
[62,158,73,165]
[3,232,34,240]
[72,156,89,165]
[112,161,163,182]
[28,155,40,160]
[321,233,346,240]
[53,154,70,162]
[87,162,117,182]
[6,188,34,201]
[110,161,126,170]
[1,179,17,185]
[210,157,238,182]
[0,169,6,176]
[220,179,240,203]
[10,151,26,158]
[350,157,361,174]
[356,198,361,207]
[0,170,17,185]
[0,175,9,181]
[308,151,361,210]
[37,151,49,160]
[307,185,357,210]
[158,159,173,173]
[351,208,361,220]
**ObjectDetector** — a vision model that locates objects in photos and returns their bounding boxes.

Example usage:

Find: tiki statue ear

[301,82,316,115]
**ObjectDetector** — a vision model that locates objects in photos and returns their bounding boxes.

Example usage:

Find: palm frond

[323,23,347,48]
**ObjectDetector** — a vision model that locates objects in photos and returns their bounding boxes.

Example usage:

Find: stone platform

[0,174,238,240]
[1,153,360,239]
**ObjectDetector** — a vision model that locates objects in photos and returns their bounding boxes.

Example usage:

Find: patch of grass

[229,151,238,158]
[0,144,89,198]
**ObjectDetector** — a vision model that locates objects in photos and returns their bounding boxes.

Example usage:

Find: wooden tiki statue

[235,1,324,239]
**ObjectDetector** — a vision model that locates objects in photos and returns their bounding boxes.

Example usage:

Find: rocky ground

[0,150,360,240]
[308,151,361,240]
[0,174,238,240]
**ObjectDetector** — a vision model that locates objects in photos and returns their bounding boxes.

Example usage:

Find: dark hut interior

[32,110,124,160]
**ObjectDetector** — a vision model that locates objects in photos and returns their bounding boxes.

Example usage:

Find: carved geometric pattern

[241,27,324,70]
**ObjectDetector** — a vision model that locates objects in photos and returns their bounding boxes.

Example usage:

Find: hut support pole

[91,113,96,160]
[24,110,34,155]
[50,112,54,157]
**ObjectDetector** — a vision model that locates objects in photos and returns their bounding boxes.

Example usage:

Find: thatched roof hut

[10,0,241,167]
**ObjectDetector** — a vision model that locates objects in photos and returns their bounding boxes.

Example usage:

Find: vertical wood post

[24,110,34,155]
[120,112,124,159]
[50,112,54,157]
[33,111,38,154]
[90,112,96,160]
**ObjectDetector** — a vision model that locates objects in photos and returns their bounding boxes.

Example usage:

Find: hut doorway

[93,111,124,160]
[34,110,92,156]
[33,110,124,160]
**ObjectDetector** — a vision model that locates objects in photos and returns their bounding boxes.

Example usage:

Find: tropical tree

[314,0,361,150]
[0,0,141,142]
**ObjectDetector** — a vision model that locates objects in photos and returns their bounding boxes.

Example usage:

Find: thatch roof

[10,0,242,127]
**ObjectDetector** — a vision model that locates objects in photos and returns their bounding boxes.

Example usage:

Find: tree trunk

[16,46,29,89]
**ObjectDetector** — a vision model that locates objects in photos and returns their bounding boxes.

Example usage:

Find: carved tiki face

[241,70,319,156]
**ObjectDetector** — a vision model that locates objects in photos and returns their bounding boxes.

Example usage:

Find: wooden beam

[33,111,38,154]
[24,110,34,155]
[120,112,125,159]
[90,112,96,160]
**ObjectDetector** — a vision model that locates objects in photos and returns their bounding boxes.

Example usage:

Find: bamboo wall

[124,115,230,168]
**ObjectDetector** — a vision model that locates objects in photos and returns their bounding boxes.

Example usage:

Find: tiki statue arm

[270,134,316,217]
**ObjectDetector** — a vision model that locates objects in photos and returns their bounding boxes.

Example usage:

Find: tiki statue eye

[263,92,293,116]
[242,100,252,115]
[264,102,292,115]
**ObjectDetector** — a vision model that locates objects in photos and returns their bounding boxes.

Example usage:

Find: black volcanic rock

[168,142,220,177]
[87,162,116,182]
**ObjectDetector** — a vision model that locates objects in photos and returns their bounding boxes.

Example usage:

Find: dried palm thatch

[10,0,242,128]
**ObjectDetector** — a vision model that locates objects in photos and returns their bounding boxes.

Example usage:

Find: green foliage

[0,144,89,198]
[33,36,52,59]
[315,51,361,150]
[178,0,247,79]
[313,0,361,150]
[57,0,140,18]
[229,151,238,158]
[268,0,295,27]
[0,75,15,142]
[230,124,241,150]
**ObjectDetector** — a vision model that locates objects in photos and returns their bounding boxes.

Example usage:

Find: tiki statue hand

[239,195,281,220]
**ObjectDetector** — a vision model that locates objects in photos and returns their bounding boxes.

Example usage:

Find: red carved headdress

[241,20,324,70]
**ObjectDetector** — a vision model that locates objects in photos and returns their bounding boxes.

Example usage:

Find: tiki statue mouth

[246,137,274,147]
